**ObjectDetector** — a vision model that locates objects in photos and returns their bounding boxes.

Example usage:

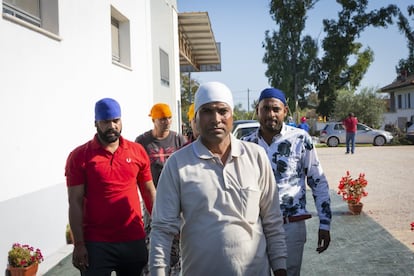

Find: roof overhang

[178,12,221,72]
[380,73,414,92]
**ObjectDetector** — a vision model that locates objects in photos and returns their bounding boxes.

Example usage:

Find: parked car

[319,122,393,147]
[407,123,414,143]
[233,120,257,130]
[232,121,259,139]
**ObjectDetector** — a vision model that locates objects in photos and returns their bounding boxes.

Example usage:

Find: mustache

[104,129,120,136]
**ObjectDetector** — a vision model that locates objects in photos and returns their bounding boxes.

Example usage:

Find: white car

[232,121,260,139]
[319,122,393,147]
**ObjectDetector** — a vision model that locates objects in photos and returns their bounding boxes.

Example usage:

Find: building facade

[0,0,182,272]
[381,72,414,130]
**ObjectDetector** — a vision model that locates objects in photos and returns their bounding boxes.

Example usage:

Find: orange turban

[149,103,172,119]
[187,103,195,121]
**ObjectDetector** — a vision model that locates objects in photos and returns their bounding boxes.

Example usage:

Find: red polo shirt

[343,116,358,133]
[65,135,152,242]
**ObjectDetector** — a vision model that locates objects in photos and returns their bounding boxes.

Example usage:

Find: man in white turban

[149,81,287,276]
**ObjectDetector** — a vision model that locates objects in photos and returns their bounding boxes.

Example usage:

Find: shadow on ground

[302,190,414,275]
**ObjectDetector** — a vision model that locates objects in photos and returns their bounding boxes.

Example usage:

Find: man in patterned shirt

[242,88,331,276]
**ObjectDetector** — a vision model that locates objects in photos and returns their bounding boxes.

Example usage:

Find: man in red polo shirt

[343,112,358,154]
[65,98,156,275]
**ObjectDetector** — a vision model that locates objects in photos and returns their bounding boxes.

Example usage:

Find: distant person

[135,103,186,275]
[298,116,310,133]
[342,112,358,154]
[242,88,332,276]
[65,98,156,275]
[287,116,297,127]
[149,81,287,275]
[185,103,199,143]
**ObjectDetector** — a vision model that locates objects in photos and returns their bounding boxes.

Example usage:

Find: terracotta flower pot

[348,202,363,215]
[7,263,38,276]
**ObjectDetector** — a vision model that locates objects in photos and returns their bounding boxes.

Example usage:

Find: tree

[263,0,398,119]
[263,0,319,115]
[396,5,414,75]
[180,73,200,125]
[331,87,387,128]
[314,0,397,118]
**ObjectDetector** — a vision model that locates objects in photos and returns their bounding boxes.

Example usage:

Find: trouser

[283,220,307,276]
[346,132,356,153]
[81,239,147,276]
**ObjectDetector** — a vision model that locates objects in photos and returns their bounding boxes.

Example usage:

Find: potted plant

[337,171,368,215]
[66,223,74,244]
[7,243,43,276]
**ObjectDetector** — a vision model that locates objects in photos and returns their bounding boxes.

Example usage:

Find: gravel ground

[316,145,414,251]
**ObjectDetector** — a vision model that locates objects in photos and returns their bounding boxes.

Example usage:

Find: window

[160,49,169,86]
[356,123,366,131]
[111,17,120,62]
[111,6,130,68]
[397,94,402,109]
[3,0,40,26]
[334,124,344,130]
[2,0,59,36]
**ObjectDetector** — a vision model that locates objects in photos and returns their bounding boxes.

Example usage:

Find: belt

[283,214,312,224]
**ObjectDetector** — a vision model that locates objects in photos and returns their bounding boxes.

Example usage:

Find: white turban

[194,81,234,113]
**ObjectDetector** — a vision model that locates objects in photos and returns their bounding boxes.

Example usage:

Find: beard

[97,128,121,144]
[262,118,283,133]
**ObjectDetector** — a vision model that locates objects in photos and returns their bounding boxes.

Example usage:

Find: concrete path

[42,145,414,275]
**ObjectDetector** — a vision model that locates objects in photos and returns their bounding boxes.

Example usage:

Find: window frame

[111,17,120,63]
[160,48,170,86]
[110,6,131,68]
[2,0,60,39]
[3,0,41,27]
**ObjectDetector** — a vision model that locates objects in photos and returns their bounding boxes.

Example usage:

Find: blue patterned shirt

[242,124,331,230]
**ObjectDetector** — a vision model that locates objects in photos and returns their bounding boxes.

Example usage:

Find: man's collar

[193,135,243,159]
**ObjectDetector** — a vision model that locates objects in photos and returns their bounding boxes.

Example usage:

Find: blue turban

[258,88,287,106]
[95,98,121,121]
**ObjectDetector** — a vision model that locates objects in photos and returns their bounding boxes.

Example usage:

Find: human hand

[316,229,330,253]
[273,269,287,276]
[72,244,89,271]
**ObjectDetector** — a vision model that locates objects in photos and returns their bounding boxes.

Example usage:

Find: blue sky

[178,0,411,110]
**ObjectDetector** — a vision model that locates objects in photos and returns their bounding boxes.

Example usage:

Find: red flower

[8,243,43,268]
[337,171,368,204]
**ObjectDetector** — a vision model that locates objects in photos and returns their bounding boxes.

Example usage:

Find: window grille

[3,0,41,27]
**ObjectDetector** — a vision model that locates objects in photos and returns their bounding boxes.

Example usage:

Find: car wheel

[373,135,386,146]
[327,137,339,147]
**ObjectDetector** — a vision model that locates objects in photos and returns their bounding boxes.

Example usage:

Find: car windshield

[232,120,257,130]
[357,123,370,131]
[234,127,257,139]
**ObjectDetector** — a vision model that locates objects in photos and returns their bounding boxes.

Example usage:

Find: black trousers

[81,239,147,276]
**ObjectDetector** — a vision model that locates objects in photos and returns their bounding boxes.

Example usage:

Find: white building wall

[150,0,181,132]
[0,0,179,271]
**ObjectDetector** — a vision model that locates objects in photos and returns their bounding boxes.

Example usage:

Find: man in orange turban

[135,103,186,275]
[186,103,199,143]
